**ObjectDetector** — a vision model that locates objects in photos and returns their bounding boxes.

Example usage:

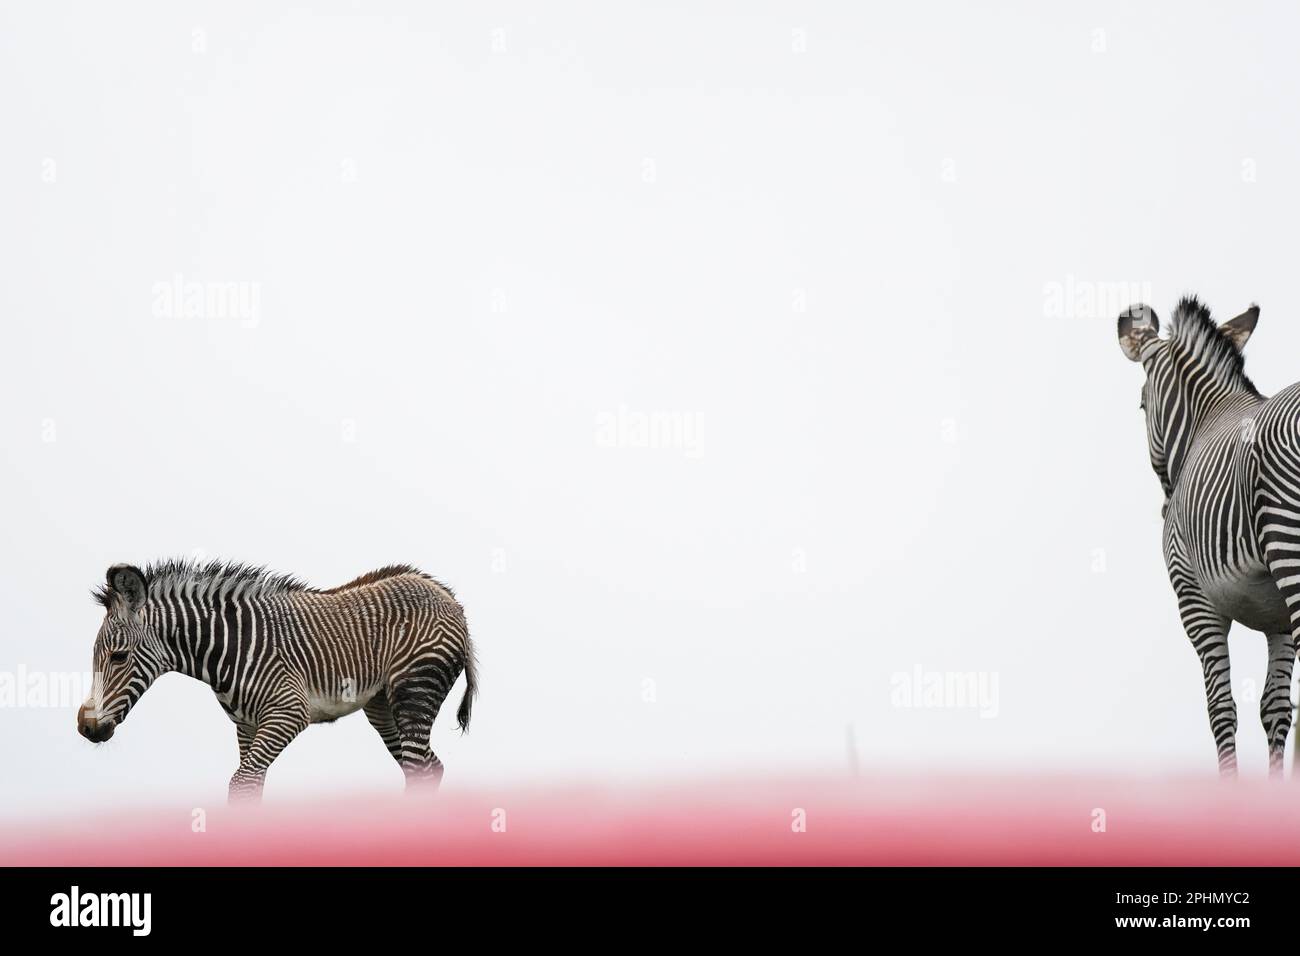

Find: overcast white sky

[4,1,1300,813]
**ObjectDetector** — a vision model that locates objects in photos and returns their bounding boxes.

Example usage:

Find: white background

[4,1,1300,814]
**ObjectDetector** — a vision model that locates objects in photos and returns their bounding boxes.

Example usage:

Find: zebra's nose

[77,704,115,743]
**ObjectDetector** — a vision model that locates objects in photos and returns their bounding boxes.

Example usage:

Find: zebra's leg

[1261,632,1296,776]
[363,688,404,768]
[1259,513,1300,774]
[1170,580,1237,774]
[1166,524,1237,774]
[1194,631,1238,775]
[228,703,310,803]
[388,680,451,790]
[236,723,254,763]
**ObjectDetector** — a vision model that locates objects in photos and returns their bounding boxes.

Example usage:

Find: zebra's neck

[145,591,278,693]
[1164,385,1262,491]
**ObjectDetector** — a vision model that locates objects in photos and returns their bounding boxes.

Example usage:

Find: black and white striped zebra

[1118,295,1300,775]
[77,560,477,800]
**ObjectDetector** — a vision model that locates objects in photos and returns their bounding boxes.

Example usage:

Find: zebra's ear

[1117,304,1160,362]
[1220,305,1259,352]
[106,564,147,614]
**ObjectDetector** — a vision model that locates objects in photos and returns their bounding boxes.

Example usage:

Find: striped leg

[1261,632,1296,776]
[1191,625,1237,776]
[363,688,404,767]
[228,698,310,803]
[236,723,254,763]
[1167,529,1237,774]
[388,679,450,790]
[1168,587,1235,774]
[1260,499,1300,775]
[219,702,255,764]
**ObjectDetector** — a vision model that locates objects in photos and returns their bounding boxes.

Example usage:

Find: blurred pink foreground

[6,775,1300,866]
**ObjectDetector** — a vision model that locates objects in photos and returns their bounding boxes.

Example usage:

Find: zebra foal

[1118,295,1300,775]
[76,560,477,800]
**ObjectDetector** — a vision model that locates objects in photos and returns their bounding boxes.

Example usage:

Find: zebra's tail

[456,633,478,733]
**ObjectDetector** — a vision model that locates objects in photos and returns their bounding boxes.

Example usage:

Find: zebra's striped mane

[1166,295,1259,396]
[93,559,450,607]
[93,559,309,608]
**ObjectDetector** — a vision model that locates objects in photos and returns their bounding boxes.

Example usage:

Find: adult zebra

[76,560,477,800]
[1118,295,1300,775]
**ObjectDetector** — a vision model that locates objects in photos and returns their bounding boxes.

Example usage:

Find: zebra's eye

[109,650,128,665]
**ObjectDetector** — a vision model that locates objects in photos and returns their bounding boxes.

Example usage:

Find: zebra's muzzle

[77,703,115,743]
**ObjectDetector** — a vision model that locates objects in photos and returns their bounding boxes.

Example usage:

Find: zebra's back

[271,569,470,724]
[1166,393,1297,633]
